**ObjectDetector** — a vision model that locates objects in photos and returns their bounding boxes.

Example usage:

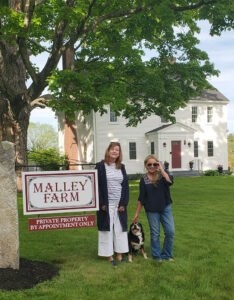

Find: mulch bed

[0,258,59,291]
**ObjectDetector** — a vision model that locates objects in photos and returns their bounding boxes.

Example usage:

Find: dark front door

[171,141,181,168]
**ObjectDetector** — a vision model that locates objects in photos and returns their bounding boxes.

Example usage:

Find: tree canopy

[0,0,233,164]
[27,122,58,151]
[228,133,234,170]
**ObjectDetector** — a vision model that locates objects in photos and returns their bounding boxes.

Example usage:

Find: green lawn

[1,176,234,300]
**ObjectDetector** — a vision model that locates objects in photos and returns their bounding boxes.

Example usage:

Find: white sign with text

[22,170,99,215]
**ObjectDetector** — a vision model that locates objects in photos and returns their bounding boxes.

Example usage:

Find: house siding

[58,90,229,174]
[177,101,228,170]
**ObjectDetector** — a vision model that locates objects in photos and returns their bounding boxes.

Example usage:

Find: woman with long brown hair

[133,155,175,262]
[96,142,129,266]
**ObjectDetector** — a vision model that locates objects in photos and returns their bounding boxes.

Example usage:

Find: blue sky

[197,22,234,134]
[30,21,234,133]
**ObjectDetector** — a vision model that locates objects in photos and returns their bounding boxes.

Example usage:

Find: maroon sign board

[28,214,96,231]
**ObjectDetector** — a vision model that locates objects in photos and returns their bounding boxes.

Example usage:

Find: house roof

[189,89,229,102]
[146,124,173,134]
[146,122,196,134]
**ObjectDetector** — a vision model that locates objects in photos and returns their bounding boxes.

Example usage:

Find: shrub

[203,170,219,176]
[224,170,233,176]
[28,148,69,170]
[128,173,142,180]
[135,173,143,180]
[217,164,223,174]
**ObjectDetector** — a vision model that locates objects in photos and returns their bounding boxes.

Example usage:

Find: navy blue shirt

[138,173,173,212]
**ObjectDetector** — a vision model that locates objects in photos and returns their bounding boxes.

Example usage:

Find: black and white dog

[128,222,147,263]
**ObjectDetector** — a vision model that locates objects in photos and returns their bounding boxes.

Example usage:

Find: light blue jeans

[146,205,175,260]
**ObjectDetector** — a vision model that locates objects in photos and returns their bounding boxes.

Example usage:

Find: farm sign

[22,170,99,215]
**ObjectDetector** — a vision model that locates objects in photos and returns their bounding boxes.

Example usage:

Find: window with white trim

[160,117,167,123]
[192,106,197,123]
[151,142,155,155]
[207,107,213,123]
[129,142,136,160]
[208,141,214,157]
[194,141,198,157]
[110,109,117,122]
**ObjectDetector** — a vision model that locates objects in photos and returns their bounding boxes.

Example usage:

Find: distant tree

[228,133,234,170]
[0,0,234,168]
[27,122,58,151]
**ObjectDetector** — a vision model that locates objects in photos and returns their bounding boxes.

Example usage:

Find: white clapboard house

[58,89,229,175]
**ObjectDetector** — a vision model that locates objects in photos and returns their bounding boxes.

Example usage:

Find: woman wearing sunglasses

[132,155,175,262]
[96,142,129,266]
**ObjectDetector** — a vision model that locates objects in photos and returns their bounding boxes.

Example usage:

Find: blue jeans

[146,205,175,260]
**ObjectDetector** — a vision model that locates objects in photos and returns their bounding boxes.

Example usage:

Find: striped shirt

[105,163,123,201]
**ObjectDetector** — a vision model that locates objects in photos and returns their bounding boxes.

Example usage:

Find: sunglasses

[110,142,120,146]
[147,163,159,167]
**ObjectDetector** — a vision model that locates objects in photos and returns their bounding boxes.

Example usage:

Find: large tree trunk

[0,34,32,191]
[0,96,31,191]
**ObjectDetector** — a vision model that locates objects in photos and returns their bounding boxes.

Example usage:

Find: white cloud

[196,24,234,133]
[209,69,234,84]
[30,108,58,131]
[228,120,234,134]
[197,20,234,41]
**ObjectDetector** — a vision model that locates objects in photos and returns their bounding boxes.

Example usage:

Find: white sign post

[22,170,99,215]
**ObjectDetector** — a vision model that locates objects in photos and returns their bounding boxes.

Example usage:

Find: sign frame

[22,170,99,215]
